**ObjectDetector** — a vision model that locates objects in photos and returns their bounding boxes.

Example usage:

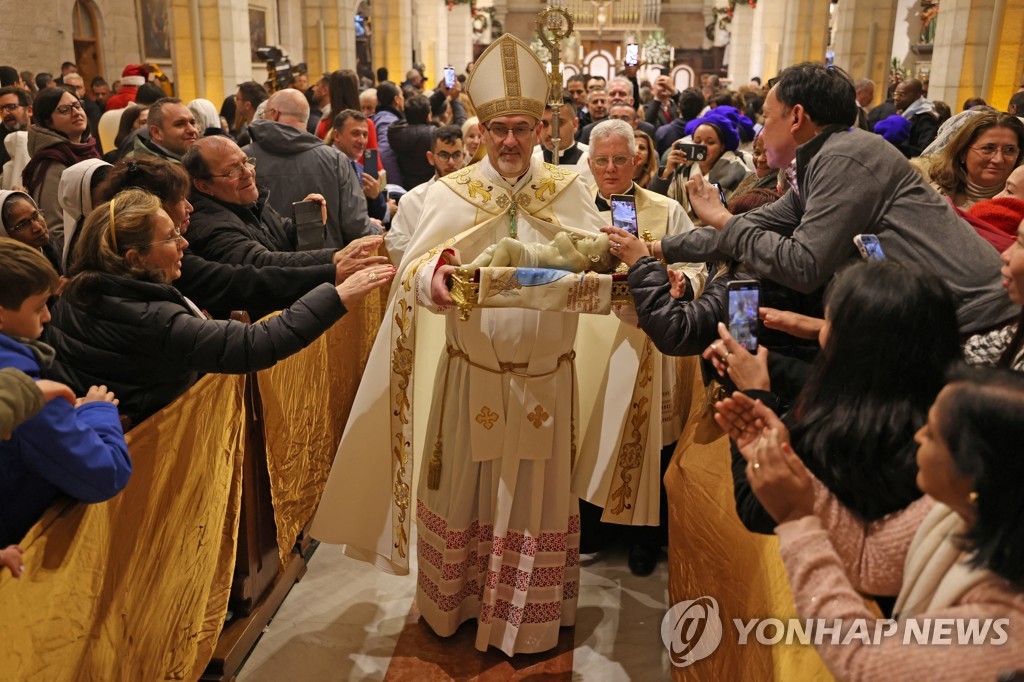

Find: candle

[616,45,621,61]
[579,44,584,61]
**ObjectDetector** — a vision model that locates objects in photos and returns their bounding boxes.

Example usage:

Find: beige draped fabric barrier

[0,291,385,682]
[259,292,386,568]
[666,370,833,681]
[0,373,247,681]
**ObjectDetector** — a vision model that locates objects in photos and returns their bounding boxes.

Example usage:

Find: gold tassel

[427,439,443,490]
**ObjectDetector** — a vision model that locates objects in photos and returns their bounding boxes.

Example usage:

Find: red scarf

[22,135,100,195]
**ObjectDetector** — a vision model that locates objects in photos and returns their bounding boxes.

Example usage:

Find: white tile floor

[237,532,674,681]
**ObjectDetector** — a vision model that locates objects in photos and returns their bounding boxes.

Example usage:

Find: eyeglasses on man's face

[591,155,632,168]
[211,157,256,180]
[485,123,536,140]
[11,209,45,232]
[0,103,25,114]
[434,150,464,163]
[55,101,84,116]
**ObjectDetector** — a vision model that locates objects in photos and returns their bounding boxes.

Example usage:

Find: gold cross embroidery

[476,406,498,430]
[527,404,549,428]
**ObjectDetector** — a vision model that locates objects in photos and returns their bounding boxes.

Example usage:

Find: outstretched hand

[334,236,390,283]
[684,174,733,230]
[702,322,770,391]
[737,427,815,525]
[601,225,649,266]
[336,264,396,308]
[760,307,825,342]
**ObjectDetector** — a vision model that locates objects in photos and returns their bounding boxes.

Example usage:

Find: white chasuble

[311,156,642,655]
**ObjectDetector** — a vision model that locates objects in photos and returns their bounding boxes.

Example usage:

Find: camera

[674,142,708,162]
[256,46,294,92]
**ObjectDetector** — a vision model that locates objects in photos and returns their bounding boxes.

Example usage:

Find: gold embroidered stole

[441,161,580,225]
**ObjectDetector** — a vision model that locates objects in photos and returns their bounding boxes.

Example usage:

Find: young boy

[0,238,131,552]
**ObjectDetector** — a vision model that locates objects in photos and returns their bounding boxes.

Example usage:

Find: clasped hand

[714,392,815,525]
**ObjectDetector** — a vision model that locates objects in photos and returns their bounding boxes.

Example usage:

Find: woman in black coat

[45,188,395,424]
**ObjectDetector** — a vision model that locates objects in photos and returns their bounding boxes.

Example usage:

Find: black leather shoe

[628,542,658,576]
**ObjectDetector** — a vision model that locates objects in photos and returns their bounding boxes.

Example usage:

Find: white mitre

[465,33,548,124]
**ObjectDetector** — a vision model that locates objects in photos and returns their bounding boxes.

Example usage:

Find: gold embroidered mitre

[465,33,548,124]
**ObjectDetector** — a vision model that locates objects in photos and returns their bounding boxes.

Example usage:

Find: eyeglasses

[147,229,183,249]
[434,151,464,162]
[970,144,1020,159]
[55,101,84,115]
[485,123,536,140]
[0,103,25,114]
[210,157,256,180]
[591,156,632,168]
[10,209,45,232]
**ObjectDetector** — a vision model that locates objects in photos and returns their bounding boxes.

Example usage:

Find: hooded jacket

[57,158,111,272]
[1,130,28,190]
[0,332,130,547]
[243,120,373,248]
[186,186,337,267]
[24,125,100,255]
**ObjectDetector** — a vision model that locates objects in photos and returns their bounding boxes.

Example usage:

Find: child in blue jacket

[0,237,131,548]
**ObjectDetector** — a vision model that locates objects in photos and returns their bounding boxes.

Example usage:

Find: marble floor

[237,533,674,681]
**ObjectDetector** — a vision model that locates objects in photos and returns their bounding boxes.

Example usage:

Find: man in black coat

[387,95,436,190]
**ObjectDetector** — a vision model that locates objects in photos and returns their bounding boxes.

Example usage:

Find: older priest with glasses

[312,34,644,656]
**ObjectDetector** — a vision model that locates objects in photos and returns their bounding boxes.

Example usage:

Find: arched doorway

[73,0,103,85]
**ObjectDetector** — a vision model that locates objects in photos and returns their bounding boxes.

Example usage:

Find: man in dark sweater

[650,62,1016,333]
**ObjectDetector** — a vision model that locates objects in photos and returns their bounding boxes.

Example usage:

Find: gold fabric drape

[0,373,246,682]
[258,290,386,568]
[666,370,833,681]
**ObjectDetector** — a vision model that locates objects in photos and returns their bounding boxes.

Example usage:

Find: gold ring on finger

[368,272,378,280]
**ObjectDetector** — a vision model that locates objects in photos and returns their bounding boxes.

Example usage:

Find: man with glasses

[245,89,375,248]
[182,135,351,268]
[0,86,31,172]
[652,62,1015,333]
[581,119,704,576]
[312,34,632,657]
[384,124,463,264]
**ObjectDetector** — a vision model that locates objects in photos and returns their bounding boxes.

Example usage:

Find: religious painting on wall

[137,0,172,61]
[249,8,268,63]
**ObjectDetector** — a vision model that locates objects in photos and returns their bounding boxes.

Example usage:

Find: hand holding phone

[610,194,639,236]
[293,199,326,250]
[443,66,456,89]
[624,44,639,67]
[675,142,708,162]
[726,280,760,352]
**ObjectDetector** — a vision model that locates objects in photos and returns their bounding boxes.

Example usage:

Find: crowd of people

[2,44,1024,678]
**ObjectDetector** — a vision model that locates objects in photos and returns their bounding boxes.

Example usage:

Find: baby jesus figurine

[465,232,616,273]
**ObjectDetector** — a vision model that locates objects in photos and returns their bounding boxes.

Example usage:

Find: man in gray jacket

[651,62,1016,334]
[244,89,376,247]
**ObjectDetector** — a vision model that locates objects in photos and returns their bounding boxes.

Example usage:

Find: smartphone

[444,66,456,89]
[675,142,708,162]
[610,194,638,236]
[625,43,640,67]
[709,182,728,207]
[363,149,379,179]
[293,199,325,251]
[727,280,760,353]
[853,234,886,260]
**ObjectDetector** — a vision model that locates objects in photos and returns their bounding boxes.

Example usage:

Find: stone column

[447,3,475,76]
[781,0,830,67]
[928,0,996,106]
[756,0,786,80]
[830,0,898,106]
[214,0,255,100]
[374,0,414,82]
[727,1,755,86]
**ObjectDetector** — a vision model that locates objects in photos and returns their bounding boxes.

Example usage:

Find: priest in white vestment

[572,119,706,576]
[311,34,627,656]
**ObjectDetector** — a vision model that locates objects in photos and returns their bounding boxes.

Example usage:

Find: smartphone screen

[610,194,638,236]
[444,66,456,89]
[727,281,760,352]
[625,44,639,67]
[854,234,885,260]
[363,149,379,179]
